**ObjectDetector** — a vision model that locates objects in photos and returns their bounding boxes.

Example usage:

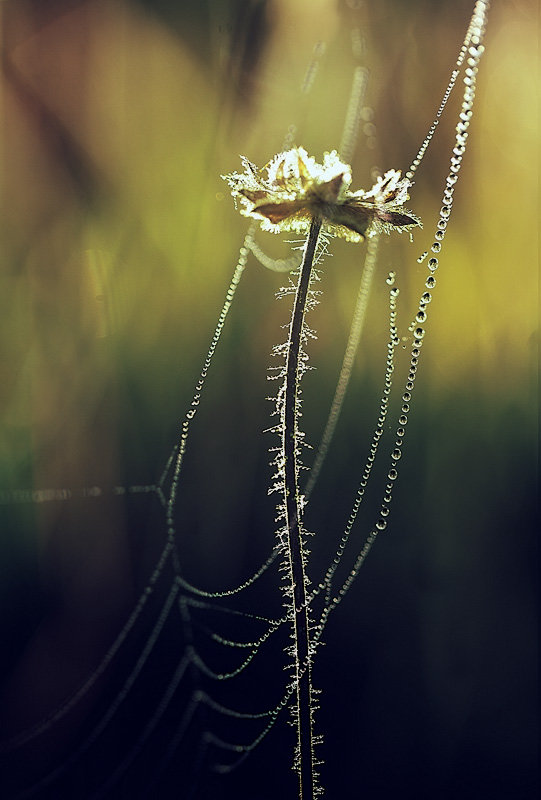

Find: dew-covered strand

[319,280,401,601]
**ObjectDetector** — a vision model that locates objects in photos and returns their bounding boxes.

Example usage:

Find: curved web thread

[168,1,490,786]
[0,235,254,761]
[316,0,490,617]
[0,43,328,789]
[161,228,254,513]
[155,237,328,785]
[0,43,337,782]
[405,0,486,182]
[3,38,338,792]
[186,0,489,786]
[8,582,187,798]
[0,236,256,760]
[0,4,490,797]
[195,257,400,779]
[0,522,175,754]
[0,124,256,800]
[312,276,400,609]
[167,38,331,600]
[89,654,192,800]
[198,2,491,776]
[140,607,296,782]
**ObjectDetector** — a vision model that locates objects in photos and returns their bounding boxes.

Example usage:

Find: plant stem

[283,215,321,800]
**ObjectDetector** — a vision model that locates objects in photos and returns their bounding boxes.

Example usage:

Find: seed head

[222,147,421,242]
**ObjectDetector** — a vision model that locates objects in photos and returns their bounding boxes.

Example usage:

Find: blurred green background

[0,1,537,798]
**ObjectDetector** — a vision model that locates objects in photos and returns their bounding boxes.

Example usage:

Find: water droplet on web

[428,258,439,271]
[386,271,396,286]
[434,230,445,241]
[391,448,402,461]
[416,310,427,323]
[375,519,387,531]
[421,292,432,304]
[361,105,374,122]
[425,275,436,288]
[388,468,398,480]
[398,414,407,425]
[431,242,441,253]
[363,122,377,137]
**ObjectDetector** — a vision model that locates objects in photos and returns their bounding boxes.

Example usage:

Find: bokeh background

[0,1,537,798]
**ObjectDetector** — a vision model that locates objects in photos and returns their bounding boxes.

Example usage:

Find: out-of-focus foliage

[0,1,537,798]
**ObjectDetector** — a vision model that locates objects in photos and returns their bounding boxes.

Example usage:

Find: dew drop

[416,310,427,323]
[398,414,407,425]
[434,230,445,240]
[431,242,441,254]
[391,448,402,461]
[375,519,387,531]
[414,327,425,339]
[363,122,377,137]
[361,105,374,122]
[388,468,398,480]
[425,275,436,288]
[386,271,396,285]
[428,257,439,271]
[421,292,432,304]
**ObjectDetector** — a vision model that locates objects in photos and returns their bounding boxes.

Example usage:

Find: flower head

[222,147,421,242]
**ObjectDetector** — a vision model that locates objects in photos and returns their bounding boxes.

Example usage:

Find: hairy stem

[283,215,321,800]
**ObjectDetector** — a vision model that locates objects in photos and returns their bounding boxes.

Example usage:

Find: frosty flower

[222,147,421,243]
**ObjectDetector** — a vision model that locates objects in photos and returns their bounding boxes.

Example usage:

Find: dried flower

[222,147,421,242]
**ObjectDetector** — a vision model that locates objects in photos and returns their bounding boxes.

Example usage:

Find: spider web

[0,3,489,798]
